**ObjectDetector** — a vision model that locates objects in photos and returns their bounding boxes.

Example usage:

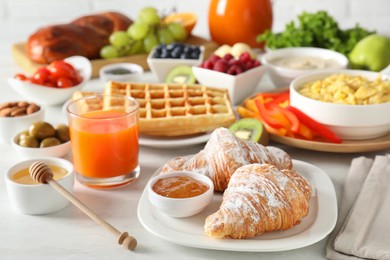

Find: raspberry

[253,60,261,67]
[239,52,252,63]
[222,53,234,61]
[201,60,214,70]
[209,54,220,63]
[234,65,244,75]
[228,58,240,66]
[227,65,244,75]
[244,60,254,70]
[213,60,228,73]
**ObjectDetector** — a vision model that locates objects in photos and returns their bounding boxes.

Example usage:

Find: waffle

[103,81,236,136]
[69,90,101,114]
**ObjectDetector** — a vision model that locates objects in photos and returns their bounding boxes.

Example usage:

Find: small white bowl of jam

[4,157,74,215]
[148,171,214,218]
[99,63,144,83]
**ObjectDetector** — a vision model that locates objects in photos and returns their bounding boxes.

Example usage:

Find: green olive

[55,124,70,142]
[18,130,30,141]
[29,121,56,140]
[18,136,39,148]
[40,137,62,148]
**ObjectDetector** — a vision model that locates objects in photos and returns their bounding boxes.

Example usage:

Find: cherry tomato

[56,77,74,88]
[71,73,82,85]
[31,67,51,85]
[14,73,27,81]
[48,61,77,79]
[44,81,57,88]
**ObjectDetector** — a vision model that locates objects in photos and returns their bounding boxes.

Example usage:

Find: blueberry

[171,48,182,59]
[180,53,191,59]
[155,44,165,51]
[152,51,160,58]
[173,45,184,54]
[190,52,199,59]
[160,48,171,59]
[192,46,201,56]
[166,44,176,51]
[183,45,191,54]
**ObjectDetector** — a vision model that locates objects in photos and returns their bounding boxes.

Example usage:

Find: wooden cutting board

[12,35,219,78]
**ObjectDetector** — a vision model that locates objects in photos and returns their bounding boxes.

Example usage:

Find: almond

[27,104,40,114]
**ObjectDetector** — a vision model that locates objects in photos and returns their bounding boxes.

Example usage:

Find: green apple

[349,34,390,71]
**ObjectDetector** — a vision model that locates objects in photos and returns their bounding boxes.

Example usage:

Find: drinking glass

[67,94,140,188]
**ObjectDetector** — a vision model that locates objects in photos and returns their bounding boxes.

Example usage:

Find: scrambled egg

[298,74,390,105]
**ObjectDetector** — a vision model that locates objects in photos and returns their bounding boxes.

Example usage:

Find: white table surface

[1,33,389,260]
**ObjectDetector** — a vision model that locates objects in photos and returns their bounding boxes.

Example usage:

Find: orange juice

[70,109,139,179]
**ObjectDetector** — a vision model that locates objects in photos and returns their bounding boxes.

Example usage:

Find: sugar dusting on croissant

[162,127,292,191]
[204,163,312,239]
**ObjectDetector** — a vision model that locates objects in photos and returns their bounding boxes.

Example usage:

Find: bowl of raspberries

[192,52,266,105]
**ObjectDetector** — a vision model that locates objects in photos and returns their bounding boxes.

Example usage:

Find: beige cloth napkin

[326,155,390,260]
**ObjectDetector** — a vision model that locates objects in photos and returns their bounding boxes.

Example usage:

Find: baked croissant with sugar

[161,127,292,192]
[204,163,312,239]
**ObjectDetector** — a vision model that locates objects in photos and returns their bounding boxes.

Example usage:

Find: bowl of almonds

[0,101,44,144]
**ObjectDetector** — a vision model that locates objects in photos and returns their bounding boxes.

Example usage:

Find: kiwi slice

[229,118,268,145]
[165,65,196,84]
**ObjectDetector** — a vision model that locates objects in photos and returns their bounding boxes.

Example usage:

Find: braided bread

[26,12,132,64]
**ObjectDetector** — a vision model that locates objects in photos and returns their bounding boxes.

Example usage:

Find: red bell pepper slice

[267,103,300,133]
[237,105,288,136]
[267,92,290,106]
[297,123,314,140]
[255,98,288,129]
[285,106,342,143]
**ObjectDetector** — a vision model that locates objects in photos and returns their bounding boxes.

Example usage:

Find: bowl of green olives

[11,121,71,158]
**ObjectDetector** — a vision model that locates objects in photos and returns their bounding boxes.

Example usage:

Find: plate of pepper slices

[237,90,390,153]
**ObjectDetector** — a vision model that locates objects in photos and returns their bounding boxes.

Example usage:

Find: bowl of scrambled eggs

[290,70,390,140]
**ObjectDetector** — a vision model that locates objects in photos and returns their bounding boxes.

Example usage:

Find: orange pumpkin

[208,0,273,48]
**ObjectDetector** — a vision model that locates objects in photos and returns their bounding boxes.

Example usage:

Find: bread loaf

[26,12,133,64]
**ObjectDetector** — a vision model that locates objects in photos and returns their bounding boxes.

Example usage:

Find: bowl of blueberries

[147,43,204,83]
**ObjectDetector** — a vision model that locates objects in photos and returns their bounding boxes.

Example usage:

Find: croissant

[162,127,292,192]
[204,163,312,239]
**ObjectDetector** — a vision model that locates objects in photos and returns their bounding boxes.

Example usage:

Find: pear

[349,34,390,72]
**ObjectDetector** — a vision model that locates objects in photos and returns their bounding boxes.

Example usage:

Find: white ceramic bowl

[8,56,92,106]
[147,45,204,82]
[261,47,349,87]
[0,103,44,144]
[148,171,214,218]
[4,157,74,215]
[99,63,144,83]
[192,65,267,105]
[290,69,390,140]
[11,132,71,158]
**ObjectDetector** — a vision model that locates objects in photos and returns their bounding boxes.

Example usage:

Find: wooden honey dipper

[29,161,137,250]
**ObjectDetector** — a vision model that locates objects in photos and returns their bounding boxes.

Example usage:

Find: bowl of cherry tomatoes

[8,56,92,106]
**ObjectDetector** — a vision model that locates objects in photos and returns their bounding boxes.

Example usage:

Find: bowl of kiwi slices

[11,121,71,158]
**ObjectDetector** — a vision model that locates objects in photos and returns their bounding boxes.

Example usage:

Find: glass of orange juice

[67,94,139,189]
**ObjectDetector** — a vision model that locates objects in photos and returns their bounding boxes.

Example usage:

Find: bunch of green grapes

[100,7,187,59]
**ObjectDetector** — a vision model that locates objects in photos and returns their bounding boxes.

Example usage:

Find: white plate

[137,159,337,252]
[139,132,211,148]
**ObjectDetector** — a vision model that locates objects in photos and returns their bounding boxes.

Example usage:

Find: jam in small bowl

[147,171,214,218]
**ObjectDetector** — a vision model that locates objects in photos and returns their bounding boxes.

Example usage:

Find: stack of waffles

[71,82,236,136]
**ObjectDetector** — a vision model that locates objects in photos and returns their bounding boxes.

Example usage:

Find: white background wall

[0,0,389,78]
[0,0,389,42]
